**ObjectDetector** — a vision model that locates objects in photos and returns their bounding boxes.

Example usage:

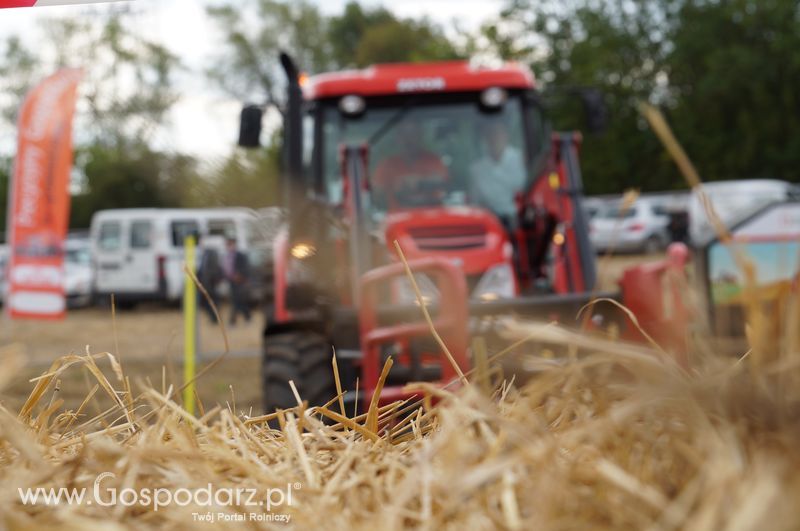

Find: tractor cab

[283,61,597,301]
[311,66,542,298]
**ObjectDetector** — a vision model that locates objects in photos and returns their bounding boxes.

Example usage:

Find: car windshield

[598,205,637,219]
[66,247,91,265]
[320,95,542,221]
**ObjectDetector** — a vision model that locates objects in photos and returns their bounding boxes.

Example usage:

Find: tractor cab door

[517,132,597,295]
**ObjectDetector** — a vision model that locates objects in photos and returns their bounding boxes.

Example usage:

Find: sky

[0,0,505,160]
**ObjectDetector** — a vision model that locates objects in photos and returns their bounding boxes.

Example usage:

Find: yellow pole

[183,235,197,416]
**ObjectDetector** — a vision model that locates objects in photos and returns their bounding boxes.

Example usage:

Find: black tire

[262,331,336,414]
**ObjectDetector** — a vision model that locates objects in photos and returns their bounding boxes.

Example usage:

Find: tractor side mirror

[238,104,263,148]
[578,88,609,133]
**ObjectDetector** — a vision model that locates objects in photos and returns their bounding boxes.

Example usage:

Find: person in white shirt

[469,119,527,220]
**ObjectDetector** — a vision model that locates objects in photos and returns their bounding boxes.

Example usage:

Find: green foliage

[69,142,202,228]
[0,13,180,145]
[490,0,800,193]
[206,0,463,208]
[206,0,332,106]
[667,0,800,182]
[207,0,462,100]
[0,37,39,126]
[328,2,395,68]
[203,147,281,209]
[1,10,197,229]
[328,2,461,67]
[356,17,461,66]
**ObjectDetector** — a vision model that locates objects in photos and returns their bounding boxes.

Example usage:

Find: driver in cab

[469,118,527,223]
[373,117,448,209]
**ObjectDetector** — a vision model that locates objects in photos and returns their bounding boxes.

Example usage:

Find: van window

[98,222,122,251]
[130,220,153,249]
[66,246,91,265]
[171,220,199,247]
[208,219,235,239]
[246,219,263,246]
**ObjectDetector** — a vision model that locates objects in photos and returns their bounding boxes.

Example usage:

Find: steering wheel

[393,177,448,209]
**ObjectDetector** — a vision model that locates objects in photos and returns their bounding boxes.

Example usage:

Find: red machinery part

[304,61,534,100]
[358,257,469,407]
[272,229,291,322]
[620,243,691,368]
[384,207,510,277]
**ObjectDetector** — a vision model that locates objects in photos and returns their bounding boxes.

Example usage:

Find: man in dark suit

[196,233,223,323]
[223,237,251,325]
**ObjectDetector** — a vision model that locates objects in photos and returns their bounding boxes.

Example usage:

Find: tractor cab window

[320,93,538,223]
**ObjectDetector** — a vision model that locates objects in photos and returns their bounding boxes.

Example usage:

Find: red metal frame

[272,228,291,322]
[384,207,511,277]
[521,133,587,294]
[305,61,535,100]
[620,243,691,367]
[358,257,470,406]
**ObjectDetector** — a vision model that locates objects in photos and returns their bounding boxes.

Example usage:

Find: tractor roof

[303,60,535,100]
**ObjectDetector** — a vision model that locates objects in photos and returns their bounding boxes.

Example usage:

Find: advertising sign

[7,69,82,319]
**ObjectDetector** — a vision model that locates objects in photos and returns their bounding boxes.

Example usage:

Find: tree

[668,0,800,183]
[0,11,180,146]
[355,17,461,66]
[0,37,39,126]
[204,147,282,209]
[207,0,463,101]
[68,144,202,228]
[487,0,682,194]
[328,2,460,68]
[328,2,395,68]
[0,9,200,228]
[206,0,331,108]
[205,0,463,209]
[489,0,800,193]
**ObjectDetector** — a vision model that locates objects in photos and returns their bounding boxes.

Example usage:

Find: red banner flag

[6,69,82,320]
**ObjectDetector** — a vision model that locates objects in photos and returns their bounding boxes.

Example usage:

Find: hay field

[1,311,798,530]
[2,305,263,365]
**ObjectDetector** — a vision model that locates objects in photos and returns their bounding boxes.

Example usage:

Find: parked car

[64,238,93,308]
[582,197,606,220]
[590,198,671,254]
[0,245,8,304]
[89,208,261,305]
[0,239,93,308]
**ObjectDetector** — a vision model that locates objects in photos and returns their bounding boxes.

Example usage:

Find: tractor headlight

[393,274,440,306]
[339,94,365,116]
[290,242,316,260]
[480,87,508,109]
[472,263,516,301]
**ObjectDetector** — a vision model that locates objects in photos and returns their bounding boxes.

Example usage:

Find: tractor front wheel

[261,331,336,415]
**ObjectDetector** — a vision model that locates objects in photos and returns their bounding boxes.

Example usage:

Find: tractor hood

[384,206,511,276]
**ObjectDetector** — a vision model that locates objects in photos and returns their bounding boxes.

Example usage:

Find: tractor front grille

[407,225,487,251]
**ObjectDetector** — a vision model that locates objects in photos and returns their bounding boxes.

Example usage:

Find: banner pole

[183,235,197,416]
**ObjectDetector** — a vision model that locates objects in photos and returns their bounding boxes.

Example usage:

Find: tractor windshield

[319,94,545,222]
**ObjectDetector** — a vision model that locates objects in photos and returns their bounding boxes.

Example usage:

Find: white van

[90,208,261,304]
[688,180,800,246]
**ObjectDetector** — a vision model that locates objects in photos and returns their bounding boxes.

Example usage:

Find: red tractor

[238,54,683,414]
